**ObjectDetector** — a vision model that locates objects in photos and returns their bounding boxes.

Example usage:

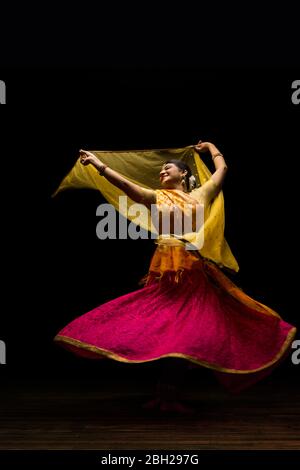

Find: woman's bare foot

[142,396,194,414]
[142,397,161,410]
[142,381,195,414]
[159,399,195,414]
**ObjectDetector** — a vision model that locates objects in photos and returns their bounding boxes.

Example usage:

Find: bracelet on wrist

[98,164,108,176]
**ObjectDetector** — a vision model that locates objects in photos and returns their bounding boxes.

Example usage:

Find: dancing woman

[53,141,297,413]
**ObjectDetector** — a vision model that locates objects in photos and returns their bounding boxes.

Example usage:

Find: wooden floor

[0,375,299,450]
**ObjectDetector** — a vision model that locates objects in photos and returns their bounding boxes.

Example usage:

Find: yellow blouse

[140,178,220,284]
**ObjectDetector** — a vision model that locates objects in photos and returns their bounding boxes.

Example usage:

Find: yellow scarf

[52,145,239,273]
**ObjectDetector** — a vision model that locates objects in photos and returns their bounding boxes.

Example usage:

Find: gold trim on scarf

[54,327,297,374]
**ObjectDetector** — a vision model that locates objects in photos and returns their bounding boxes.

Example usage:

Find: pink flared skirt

[54,245,297,393]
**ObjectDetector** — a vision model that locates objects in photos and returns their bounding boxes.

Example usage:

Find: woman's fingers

[79,149,89,164]
[79,153,87,164]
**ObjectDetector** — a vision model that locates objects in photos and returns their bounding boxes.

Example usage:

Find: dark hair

[163,159,195,192]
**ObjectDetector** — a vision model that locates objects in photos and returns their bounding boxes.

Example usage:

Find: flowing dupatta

[52,145,239,273]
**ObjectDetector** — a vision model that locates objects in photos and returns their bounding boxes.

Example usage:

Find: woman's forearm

[91,159,144,203]
[208,144,228,171]
[194,141,228,190]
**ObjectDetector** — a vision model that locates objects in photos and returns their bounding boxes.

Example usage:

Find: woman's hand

[194,140,213,153]
[79,149,101,167]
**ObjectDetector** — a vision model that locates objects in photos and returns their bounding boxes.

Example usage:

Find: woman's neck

[165,184,186,192]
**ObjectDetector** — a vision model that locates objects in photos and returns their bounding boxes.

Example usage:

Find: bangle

[212,152,223,160]
[98,164,108,175]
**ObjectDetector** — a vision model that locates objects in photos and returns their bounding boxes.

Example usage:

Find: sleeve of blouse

[190,177,219,205]
[153,189,162,204]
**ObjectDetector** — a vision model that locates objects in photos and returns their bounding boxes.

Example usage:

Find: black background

[0,68,299,385]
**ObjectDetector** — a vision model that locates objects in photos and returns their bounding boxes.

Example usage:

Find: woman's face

[159,163,186,189]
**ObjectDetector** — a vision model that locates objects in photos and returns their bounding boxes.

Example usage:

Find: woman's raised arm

[79,150,156,208]
[194,141,228,196]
